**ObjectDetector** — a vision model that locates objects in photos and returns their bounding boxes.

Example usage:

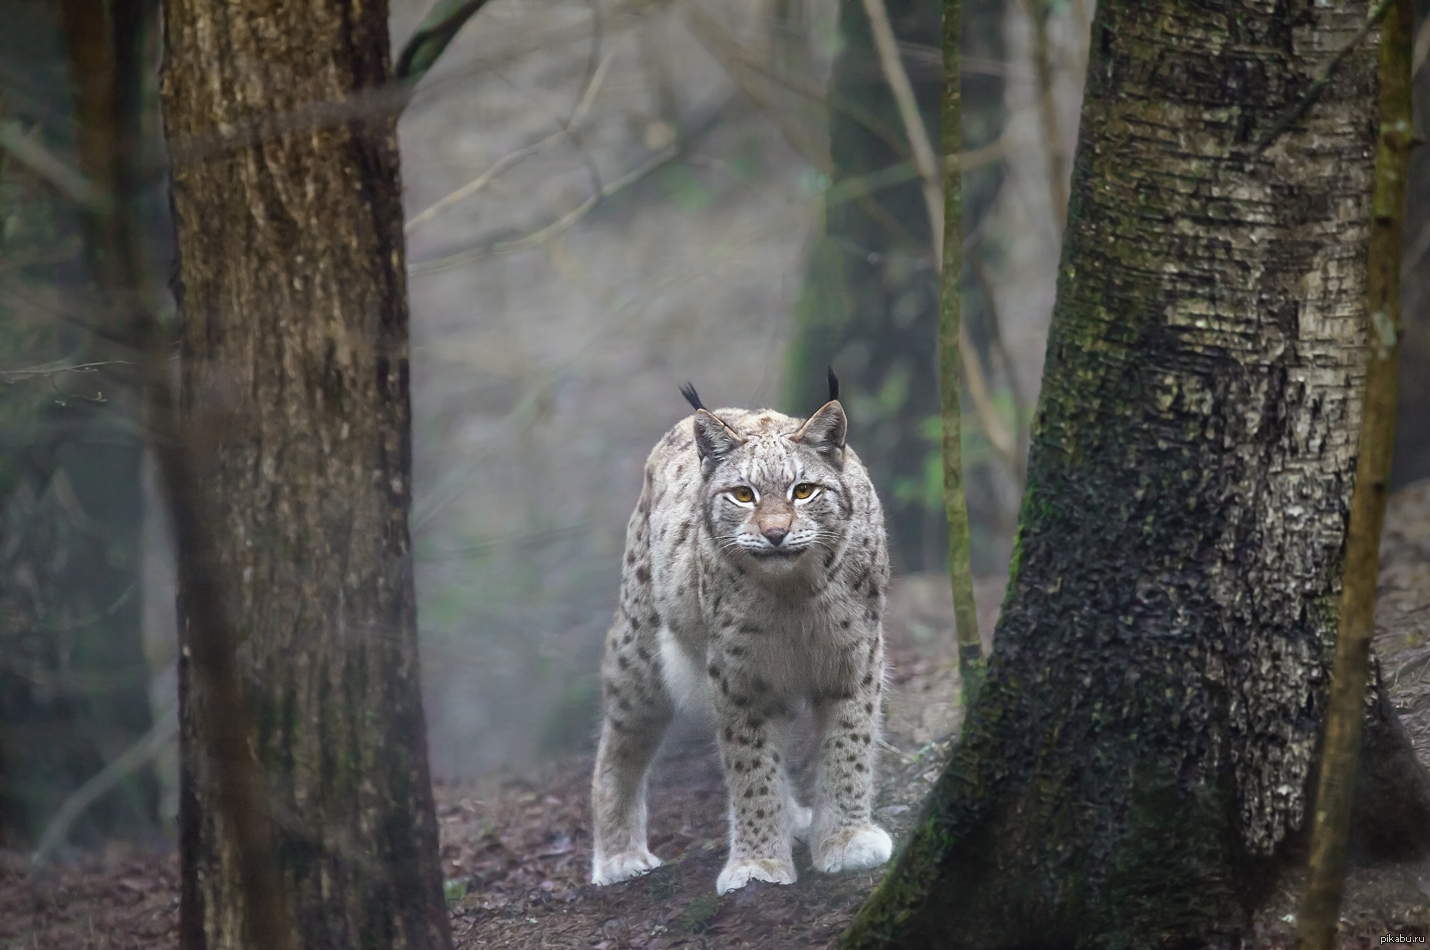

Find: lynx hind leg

[591,611,673,886]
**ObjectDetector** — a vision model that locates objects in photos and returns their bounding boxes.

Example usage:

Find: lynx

[589,371,892,895]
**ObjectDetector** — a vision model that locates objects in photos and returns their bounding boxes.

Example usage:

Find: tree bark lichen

[843,3,1430,947]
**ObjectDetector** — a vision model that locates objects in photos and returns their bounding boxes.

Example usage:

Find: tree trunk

[843,2,1430,947]
[1390,0,1430,487]
[160,3,451,948]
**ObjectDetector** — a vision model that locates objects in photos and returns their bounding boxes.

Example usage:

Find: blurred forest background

[1,0,1425,861]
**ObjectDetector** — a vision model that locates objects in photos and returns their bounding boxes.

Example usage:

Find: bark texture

[844,3,1428,947]
[160,3,451,948]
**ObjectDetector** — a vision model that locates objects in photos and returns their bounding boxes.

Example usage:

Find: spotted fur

[590,385,892,894]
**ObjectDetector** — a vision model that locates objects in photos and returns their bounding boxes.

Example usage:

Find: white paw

[715,857,797,895]
[791,805,814,843]
[591,848,662,886]
[814,825,893,874]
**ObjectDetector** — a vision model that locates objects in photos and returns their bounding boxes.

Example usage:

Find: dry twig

[1016,0,1067,234]
[860,0,1018,484]
[405,51,617,233]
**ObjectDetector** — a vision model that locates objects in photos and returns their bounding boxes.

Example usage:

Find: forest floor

[5,485,1430,949]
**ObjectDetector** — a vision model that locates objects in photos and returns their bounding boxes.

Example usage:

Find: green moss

[1086,763,1248,948]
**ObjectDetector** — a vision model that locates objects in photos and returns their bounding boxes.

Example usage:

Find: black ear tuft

[827,366,840,403]
[680,382,705,412]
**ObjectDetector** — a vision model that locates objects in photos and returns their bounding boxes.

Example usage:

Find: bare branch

[31,708,179,868]
[971,252,1027,452]
[0,119,105,208]
[679,2,831,173]
[0,358,134,383]
[1296,2,1412,941]
[1016,0,1068,234]
[408,143,681,275]
[958,319,1022,479]
[404,51,617,234]
[1253,0,1397,154]
[395,0,497,84]
[861,0,942,261]
[1415,13,1430,75]
[861,0,1021,482]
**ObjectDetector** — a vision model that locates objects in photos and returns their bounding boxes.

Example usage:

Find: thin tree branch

[1295,1,1412,945]
[404,50,616,234]
[409,92,733,275]
[1016,0,1067,234]
[0,119,105,208]
[862,0,943,263]
[959,318,1022,479]
[863,0,1019,489]
[408,143,681,275]
[31,708,179,867]
[0,358,134,383]
[936,0,985,700]
[1254,0,1397,154]
[678,0,911,163]
[679,1,831,173]
[394,0,496,84]
[971,251,1028,455]
[1414,13,1429,75]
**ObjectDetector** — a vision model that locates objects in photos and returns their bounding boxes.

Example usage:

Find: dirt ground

[5,486,1430,949]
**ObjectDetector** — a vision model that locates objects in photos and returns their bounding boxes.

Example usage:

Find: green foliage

[443,877,469,903]
[679,894,720,934]
[644,862,682,900]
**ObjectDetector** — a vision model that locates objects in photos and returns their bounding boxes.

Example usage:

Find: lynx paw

[791,805,814,843]
[814,825,892,874]
[591,848,662,886]
[716,857,796,895]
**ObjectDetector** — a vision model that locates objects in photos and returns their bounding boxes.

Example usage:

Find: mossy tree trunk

[843,2,1430,947]
[160,1,451,948]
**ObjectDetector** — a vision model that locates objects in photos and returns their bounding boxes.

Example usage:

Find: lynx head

[681,372,853,577]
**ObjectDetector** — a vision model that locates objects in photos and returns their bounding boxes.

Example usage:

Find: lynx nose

[762,526,788,546]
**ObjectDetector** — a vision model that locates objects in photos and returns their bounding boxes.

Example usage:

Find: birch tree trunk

[843,2,1430,946]
[160,2,451,948]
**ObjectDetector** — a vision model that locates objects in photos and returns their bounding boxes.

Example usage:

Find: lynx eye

[792,482,817,500]
[729,486,756,503]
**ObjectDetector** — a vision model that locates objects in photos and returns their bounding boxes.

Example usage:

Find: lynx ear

[693,409,743,464]
[794,400,847,459]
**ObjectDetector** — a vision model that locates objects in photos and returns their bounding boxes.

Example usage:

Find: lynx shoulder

[589,373,892,895]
